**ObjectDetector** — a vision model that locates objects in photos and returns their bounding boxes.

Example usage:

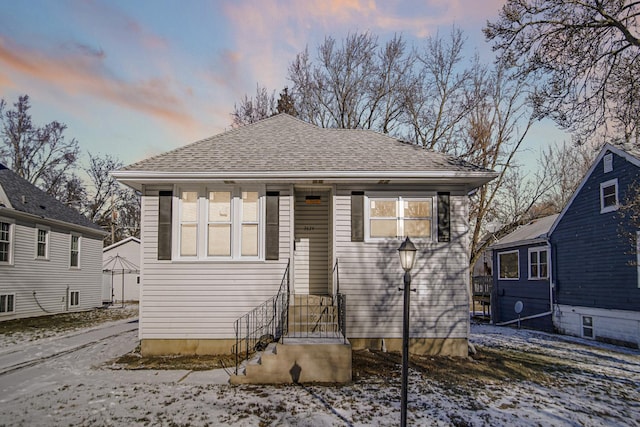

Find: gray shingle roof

[492,214,559,249]
[0,164,103,232]
[121,114,492,174]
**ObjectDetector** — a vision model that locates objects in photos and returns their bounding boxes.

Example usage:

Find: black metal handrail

[332,257,340,296]
[233,260,290,375]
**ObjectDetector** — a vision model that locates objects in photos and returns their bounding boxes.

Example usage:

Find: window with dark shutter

[265,192,279,260]
[351,192,364,242]
[437,192,450,242]
[158,191,173,260]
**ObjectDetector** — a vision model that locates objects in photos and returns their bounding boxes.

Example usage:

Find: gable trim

[103,236,141,253]
[549,143,640,236]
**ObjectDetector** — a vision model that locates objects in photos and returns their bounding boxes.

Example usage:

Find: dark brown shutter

[437,192,450,243]
[351,191,364,242]
[265,192,280,260]
[158,191,172,260]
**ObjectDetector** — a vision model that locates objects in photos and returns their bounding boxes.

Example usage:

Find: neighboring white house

[0,163,107,321]
[103,236,141,303]
[113,114,497,360]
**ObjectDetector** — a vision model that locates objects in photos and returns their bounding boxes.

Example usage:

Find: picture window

[367,197,432,240]
[498,250,519,280]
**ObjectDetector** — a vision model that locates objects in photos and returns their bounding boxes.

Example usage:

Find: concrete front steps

[230,294,351,384]
[230,339,351,384]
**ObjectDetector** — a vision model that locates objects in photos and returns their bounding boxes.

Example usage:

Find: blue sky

[0,0,567,168]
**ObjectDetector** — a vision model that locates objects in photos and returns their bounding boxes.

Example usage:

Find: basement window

[69,291,79,307]
[0,293,15,314]
[582,316,593,338]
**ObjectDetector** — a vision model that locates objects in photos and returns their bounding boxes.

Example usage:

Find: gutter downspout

[496,239,554,327]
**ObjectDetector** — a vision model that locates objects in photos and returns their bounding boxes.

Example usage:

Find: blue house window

[528,247,548,280]
[498,250,519,280]
[600,179,619,214]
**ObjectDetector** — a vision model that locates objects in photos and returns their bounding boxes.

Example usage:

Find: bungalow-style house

[103,236,141,303]
[0,163,107,321]
[489,214,558,332]
[550,144,640,348]
[112,114,497,383]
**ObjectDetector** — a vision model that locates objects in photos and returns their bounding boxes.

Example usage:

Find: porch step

[229,339,351,384]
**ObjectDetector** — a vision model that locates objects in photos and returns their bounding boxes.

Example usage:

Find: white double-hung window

[367,196,432,240]
[176,187,262,260]
[0,220,12,264]
[528,247,548,280]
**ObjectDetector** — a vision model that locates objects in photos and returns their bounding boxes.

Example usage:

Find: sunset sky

[0,0,566,167]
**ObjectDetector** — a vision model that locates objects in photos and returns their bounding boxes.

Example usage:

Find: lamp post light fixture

[397,236,417,427]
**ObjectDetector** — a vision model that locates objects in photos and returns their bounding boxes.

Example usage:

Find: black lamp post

[398,236,417,427]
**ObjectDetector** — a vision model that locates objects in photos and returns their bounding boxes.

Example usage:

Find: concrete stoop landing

[230,339,352,384]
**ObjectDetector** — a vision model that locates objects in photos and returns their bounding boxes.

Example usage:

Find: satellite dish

[514,301,524,314]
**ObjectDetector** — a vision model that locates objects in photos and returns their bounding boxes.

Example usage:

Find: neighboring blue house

[550,144,640,348]
[490,214,558,332]
[491,144,640,349]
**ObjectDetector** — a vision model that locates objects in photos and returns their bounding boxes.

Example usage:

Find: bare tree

[288,32,413,133]
[42,171,86,209]
[231,84,277,127]
[538,141,598,212]
[84,153,140,246]
[465,61,539,270]
[0,95,80,194]
[485,0,640,145]
[404,28,476,153]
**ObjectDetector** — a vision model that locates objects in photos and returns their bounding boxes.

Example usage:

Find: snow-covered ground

[0,319,638,426]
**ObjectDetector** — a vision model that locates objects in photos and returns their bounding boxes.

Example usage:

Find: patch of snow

[0,321,638,426]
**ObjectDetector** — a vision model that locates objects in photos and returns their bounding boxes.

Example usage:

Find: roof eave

[0,206,107,237]
[112,170,498,191]
[489,236,549,251]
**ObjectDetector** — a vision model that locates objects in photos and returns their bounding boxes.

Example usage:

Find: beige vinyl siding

[334,192,469,339]
[0,220,103,321]
[294,190,329,295]
[139,188,291,340]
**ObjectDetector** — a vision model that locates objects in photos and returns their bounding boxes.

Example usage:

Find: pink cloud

[72,0,169,52]
[219,0,506,99]
[0,72,14,91]
[0,37,197,131]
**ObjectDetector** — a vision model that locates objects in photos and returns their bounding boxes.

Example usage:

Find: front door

[294,190,330,295]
